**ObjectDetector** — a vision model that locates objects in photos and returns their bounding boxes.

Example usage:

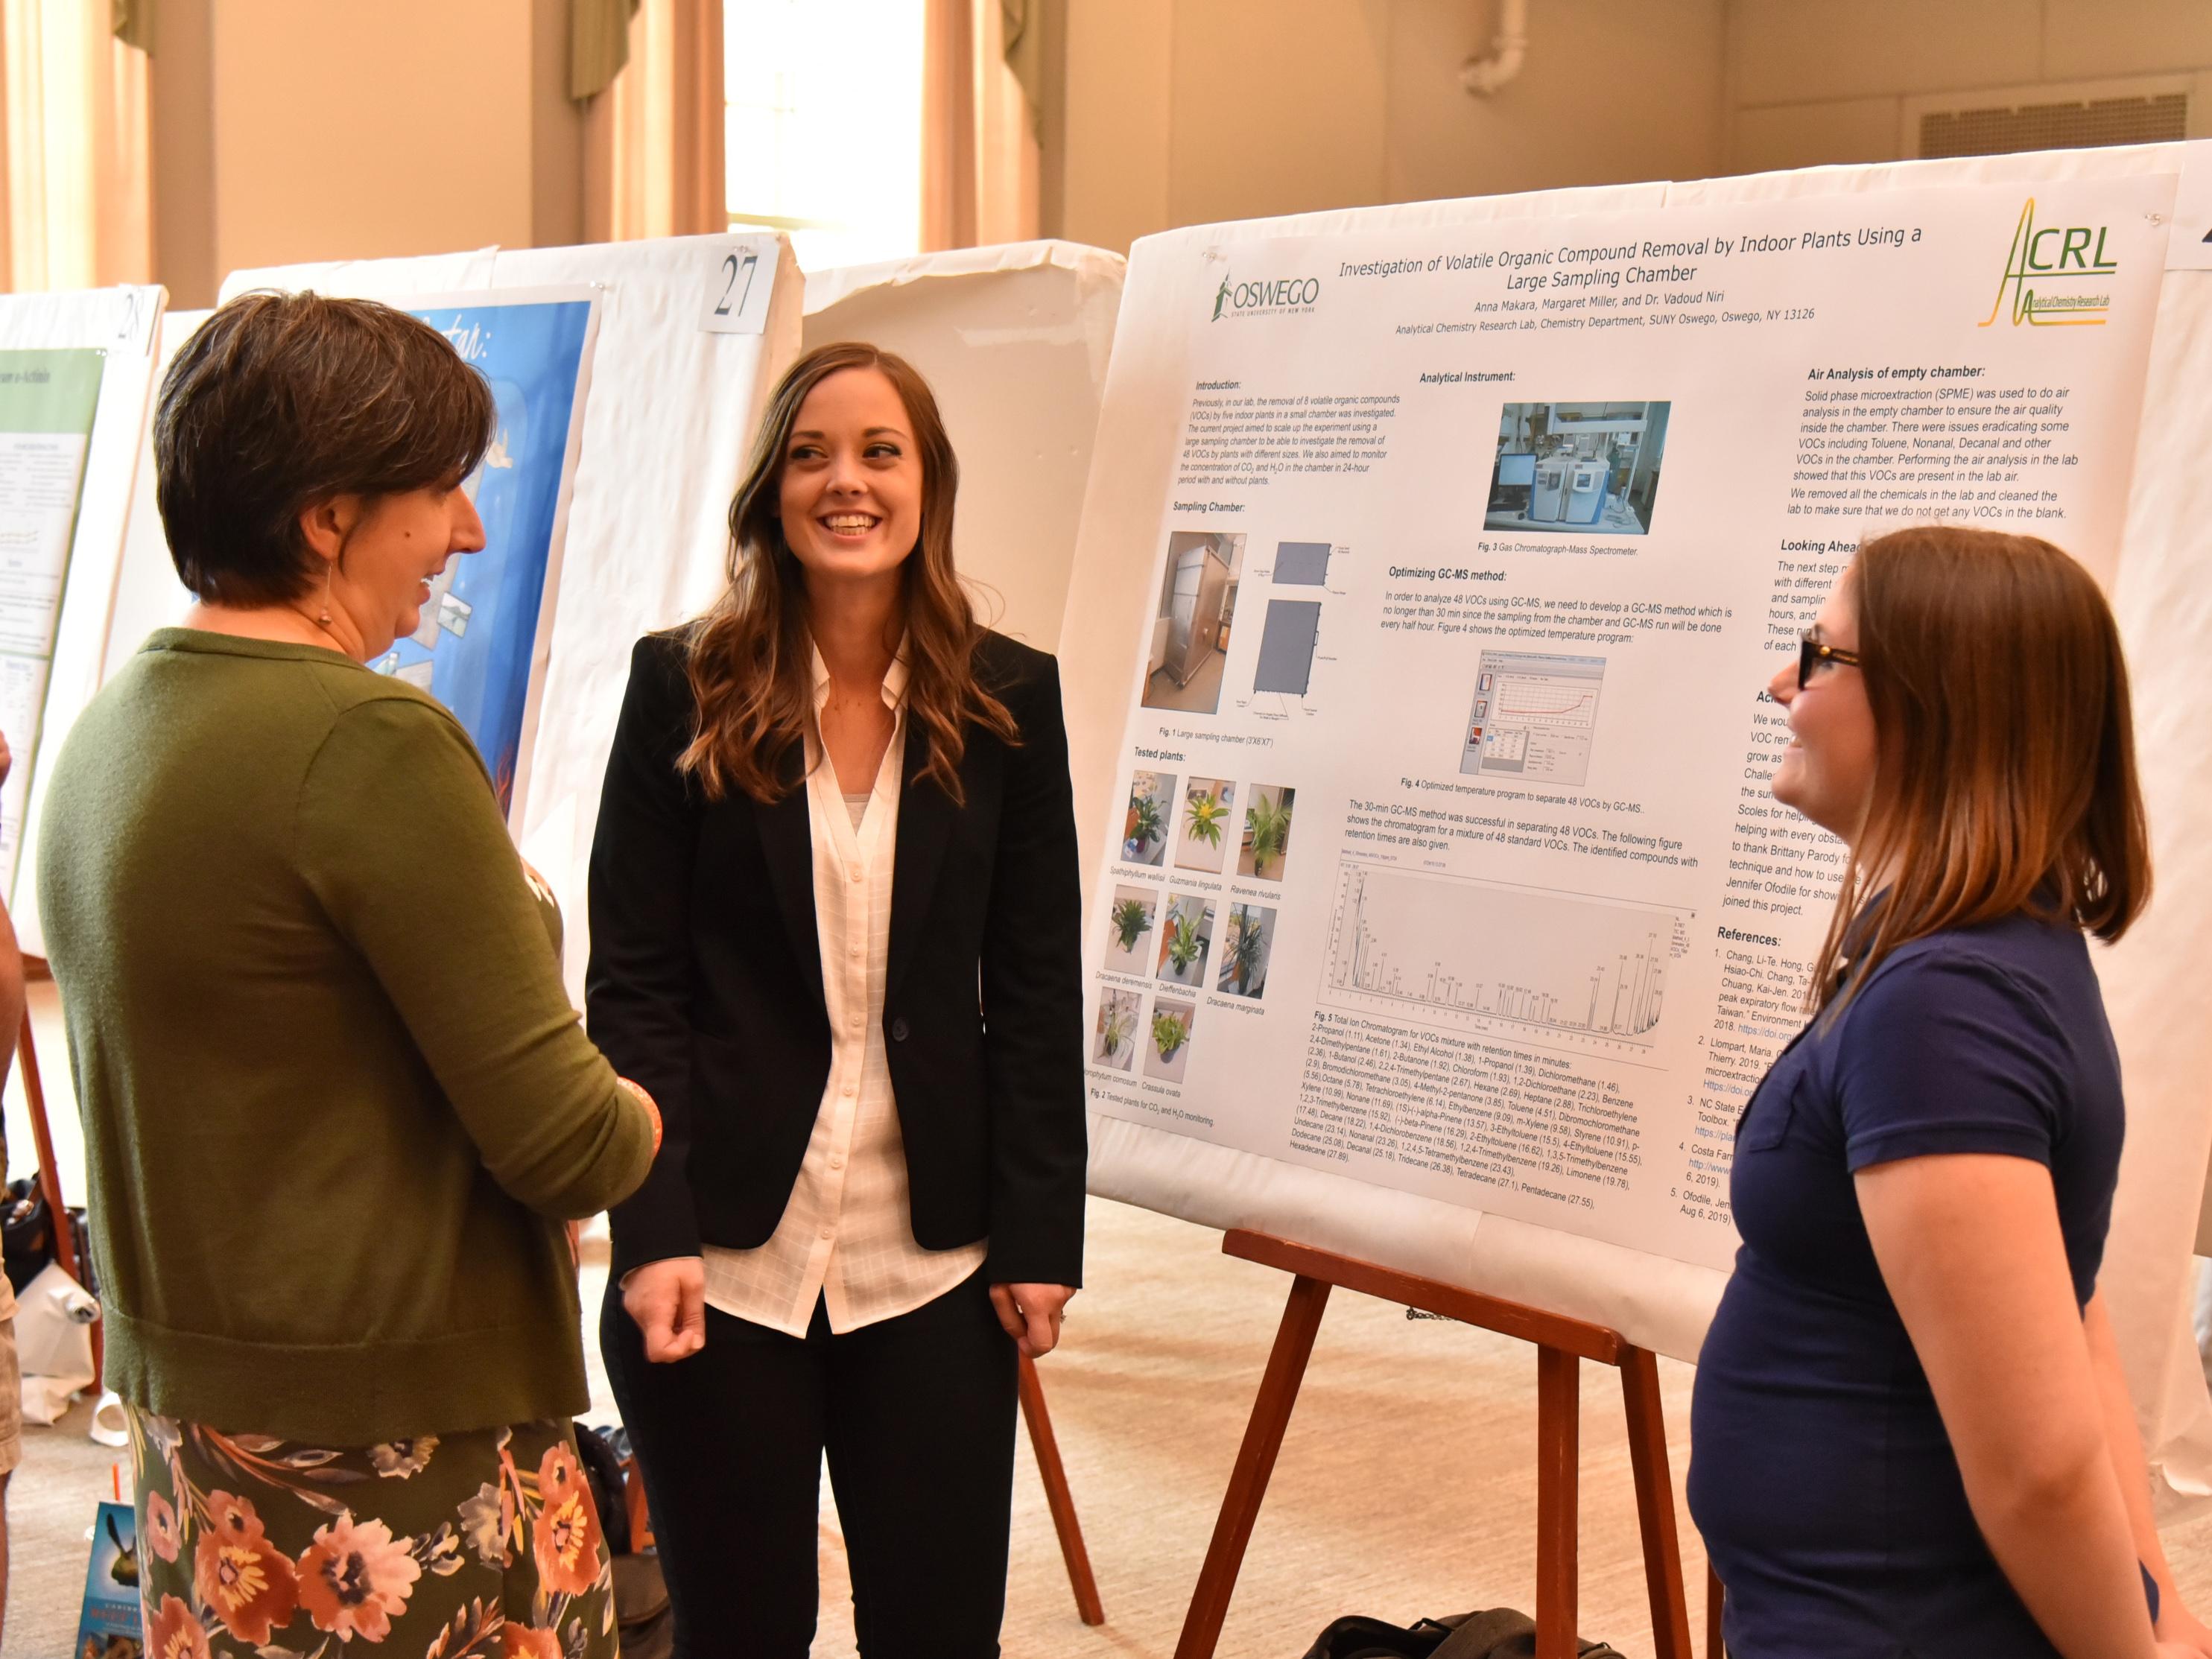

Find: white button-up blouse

[697,644,989,1336]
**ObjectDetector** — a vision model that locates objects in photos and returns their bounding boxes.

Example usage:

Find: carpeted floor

[7,1200,2212,1658]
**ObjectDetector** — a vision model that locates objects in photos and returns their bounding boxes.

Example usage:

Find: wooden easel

[1020,1351,1106,1625]
[1174,1229,1705,1659]
[14,955,102,1386]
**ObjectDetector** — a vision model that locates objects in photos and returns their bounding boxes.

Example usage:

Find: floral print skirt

[127,1406,618,1659]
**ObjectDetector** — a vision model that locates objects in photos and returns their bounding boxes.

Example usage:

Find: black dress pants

[602,1269,1018,1659]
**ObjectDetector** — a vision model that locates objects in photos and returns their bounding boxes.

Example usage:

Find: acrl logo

[1979,198,2117,328]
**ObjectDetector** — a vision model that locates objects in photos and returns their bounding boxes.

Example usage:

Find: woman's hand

[624,1256,706,1362]
[989,1282,1075,1359]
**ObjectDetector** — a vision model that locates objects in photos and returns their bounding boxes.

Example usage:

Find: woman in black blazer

[587,342,1086,1658]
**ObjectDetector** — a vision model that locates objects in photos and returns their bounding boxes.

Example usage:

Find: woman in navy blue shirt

[1687,527,2210,1658]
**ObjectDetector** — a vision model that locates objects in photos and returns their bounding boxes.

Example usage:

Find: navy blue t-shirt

[1687,912,2132,1658]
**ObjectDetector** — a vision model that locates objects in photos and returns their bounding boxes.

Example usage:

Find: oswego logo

[1979,197,2119,328]
[1211,270,1321,320]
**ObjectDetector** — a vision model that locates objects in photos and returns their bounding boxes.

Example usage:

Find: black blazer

[586,628,1087,1289]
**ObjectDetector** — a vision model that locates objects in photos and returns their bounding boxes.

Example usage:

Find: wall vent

[1908,76,2198,159]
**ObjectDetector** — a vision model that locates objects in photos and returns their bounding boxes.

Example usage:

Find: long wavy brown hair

[1810,526,2149,1015]
[679,342,1015,804]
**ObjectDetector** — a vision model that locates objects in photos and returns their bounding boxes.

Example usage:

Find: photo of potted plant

[1217,902,1275,999]
[1238,784,1296,881]
[1103,885,1159,972]
[1154,892,1215,987]
[1144,997,1197,1083]
[1123,770,1174,866]
[1174,776,1237,874]
[1093,989,1141,1070]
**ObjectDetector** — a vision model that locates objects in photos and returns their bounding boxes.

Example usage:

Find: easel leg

[17,1006,101,1390]
[1173,1273,1332,1659]
[18,1012,71,1281]
[1620,1345,1691,1659]
[1706,1564,1725,1659]
[1017,1353,1105,1625]
[1535,1345,1579,1659]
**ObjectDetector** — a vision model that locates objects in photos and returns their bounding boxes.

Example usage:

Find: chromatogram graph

[1494,683,1598,723]
[1321,861,1683,1048]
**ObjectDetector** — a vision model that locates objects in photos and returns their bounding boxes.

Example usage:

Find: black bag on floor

[1300,1613,1460,1658]
[2,1179,98,1298]
[1,1176,54,1293]
[1301,1608,1623,1659]
[574,1423,672,1659]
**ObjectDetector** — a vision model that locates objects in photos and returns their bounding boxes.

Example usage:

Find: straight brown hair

[1810,526,2149,1014]
[679,342,1016,804]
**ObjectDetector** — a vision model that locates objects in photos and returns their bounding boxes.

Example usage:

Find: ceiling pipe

[1460,0,1529,97]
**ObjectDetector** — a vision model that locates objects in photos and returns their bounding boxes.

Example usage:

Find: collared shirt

[700,644,989,1335]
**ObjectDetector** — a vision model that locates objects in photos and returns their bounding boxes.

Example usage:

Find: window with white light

[723,0,925,271]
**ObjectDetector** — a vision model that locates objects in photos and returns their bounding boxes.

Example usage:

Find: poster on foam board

[0,285,168,955]
[99,291,603,828]
[1650,143,2212,1513]
[381,291,600,821]
[1064,147,2212,1509]
[0,348,107,894]
[1076,175,2171,1281]
[221,235,802,989]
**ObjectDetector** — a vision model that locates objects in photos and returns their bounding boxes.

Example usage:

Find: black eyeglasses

[1798,632,1862,690]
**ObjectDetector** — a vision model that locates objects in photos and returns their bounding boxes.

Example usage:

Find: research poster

[381,292,599,815]
[1083,177,2172,1275]
[0,348,107,892]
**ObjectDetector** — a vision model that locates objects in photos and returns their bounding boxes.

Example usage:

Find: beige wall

[1061,0,1728,254]
[146,1,2212,296]
[1058,0,2212,256]
[151,0,586,305]
[1728,0,2212,174]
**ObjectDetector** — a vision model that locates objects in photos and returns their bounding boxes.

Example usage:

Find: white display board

[802,241,1124,652]
[1,285,168,958]
[104,309,211,678]
[1058,147,2212,1511]
[214,235,803,989]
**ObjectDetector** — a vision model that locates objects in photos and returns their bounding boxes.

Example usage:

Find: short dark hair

[155,291,497,606]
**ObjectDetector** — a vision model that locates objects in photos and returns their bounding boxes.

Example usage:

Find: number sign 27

[700,243,771,335]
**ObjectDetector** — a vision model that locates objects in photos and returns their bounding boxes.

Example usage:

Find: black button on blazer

[586,627,1088,1290]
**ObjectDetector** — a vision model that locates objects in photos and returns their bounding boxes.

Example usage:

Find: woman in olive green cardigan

[37,294,657,1659]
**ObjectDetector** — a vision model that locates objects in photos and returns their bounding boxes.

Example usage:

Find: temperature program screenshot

[1458,650,1606,787]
